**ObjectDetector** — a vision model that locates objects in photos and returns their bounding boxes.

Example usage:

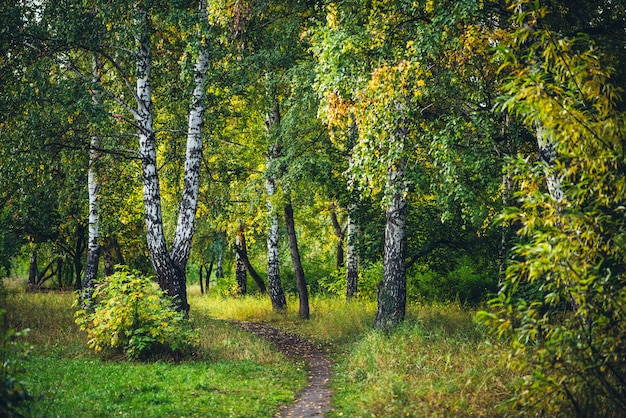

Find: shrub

[0,309,32,417]
[318,262,382,300]
[74,268,197,360]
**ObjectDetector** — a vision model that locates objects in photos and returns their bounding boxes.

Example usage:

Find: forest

[1,0,625,416]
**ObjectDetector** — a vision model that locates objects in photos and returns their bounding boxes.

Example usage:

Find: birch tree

[81,55,103,307]
[22,0,214,311]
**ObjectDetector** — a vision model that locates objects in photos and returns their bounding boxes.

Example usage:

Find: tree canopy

[2,0,625,414]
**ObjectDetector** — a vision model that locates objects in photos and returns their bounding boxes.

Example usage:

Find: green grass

[2,283,518,417]
[328,303,518,417]
[195,288,519,416]
[2,286,306,417]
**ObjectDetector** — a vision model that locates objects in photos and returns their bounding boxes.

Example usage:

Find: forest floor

[234,321,332,418]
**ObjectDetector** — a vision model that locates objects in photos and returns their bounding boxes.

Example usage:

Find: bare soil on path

[233,321,332,418]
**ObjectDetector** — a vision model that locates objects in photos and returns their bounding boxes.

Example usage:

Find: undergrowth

[2,281,517,417]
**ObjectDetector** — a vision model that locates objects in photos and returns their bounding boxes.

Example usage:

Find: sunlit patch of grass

[329,302,518,417]
[2,290,87,356]
[296,297,377,347]
[192,293,517,416]
[190,291,282,322]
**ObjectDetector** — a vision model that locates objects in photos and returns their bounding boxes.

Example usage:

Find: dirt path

[234,321,332,418]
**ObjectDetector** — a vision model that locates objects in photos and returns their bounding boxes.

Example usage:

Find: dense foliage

[479,0,626,415]
[0,310,32,417]
[74,268,197,360]
[2,0,626,414]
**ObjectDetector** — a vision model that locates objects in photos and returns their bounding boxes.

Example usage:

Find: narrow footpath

[234,321,332,418]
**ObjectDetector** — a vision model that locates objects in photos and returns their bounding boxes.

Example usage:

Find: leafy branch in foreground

[480,1,626,416]
[74,268,198,360]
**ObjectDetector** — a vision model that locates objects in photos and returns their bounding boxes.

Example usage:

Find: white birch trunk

[171,0,209,269]
[345,212,359,298]
[374,100,409,330]
[81,55,102,308]
[536,123,564,203]
[266,153,286,310]
[134,8,186,310]
[265,79,287,310]
[345,116,360,298]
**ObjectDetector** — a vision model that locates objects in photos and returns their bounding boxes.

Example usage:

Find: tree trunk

[205,260,213,293]
[374,102,408,330]
[329,204,346,270]
[170,0,209,271]
[345,117,360,298]
[56,258,63,288]
[73,223,86,290]
[265,75,287,311]
[103,236,123,277]
[216,249,223,278]
[28,251,38,289]
[134,2,209,313]
[536,123,579,312]
[235,227,267,292]
[499,171,513,284]
[346,211,359,298]
[284,202,309,319]
[135,9,188,312]
[536,123,564,203]
[82,54,102,309]
[235,231,247,295]
[199,263,205,294]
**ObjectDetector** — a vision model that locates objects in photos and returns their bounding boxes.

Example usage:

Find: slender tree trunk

[265,75,287,311]
[536,123,564,203]
[28,252,37,289]
[103,236,123,276]
[205,260,213,293]
[170,0,209,270]
[103,251,114,277]
[235,231,247,295]
[135,9,188,312]
[216,249,223,278]
[284,202,309,319]
[329,204,346,270]
[199,263,205,294]
[536,123,579,312]
[56,259,65,288]
[73,224,86,290]
[346,211,359,298]
[345,117,360,298]
[235,226,267,292]
[82,55,102,309]
[374,102,408,330]
[499,171,513,284]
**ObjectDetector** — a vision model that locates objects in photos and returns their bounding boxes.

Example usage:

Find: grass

[193,288,519,416]
[2,285,305,417]
[2,282,518,417]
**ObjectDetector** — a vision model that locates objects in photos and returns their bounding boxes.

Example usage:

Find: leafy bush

[74,268,197,360]
[319,262,381,300]
[319,258,496,304]
[211,276,239,298]
[408,256,498,304]
[0,310,32,417]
